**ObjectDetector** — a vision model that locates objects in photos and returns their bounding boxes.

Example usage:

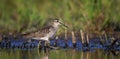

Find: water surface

[0,49,120,59]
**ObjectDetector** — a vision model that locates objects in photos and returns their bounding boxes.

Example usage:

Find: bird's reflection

[41,55,48,59]
[36,48,49,59]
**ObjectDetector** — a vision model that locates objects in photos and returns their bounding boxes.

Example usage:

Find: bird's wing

[22,26,53,38]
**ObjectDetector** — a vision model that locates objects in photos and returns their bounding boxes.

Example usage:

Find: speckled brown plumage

[21,18,67,42]
[22,25,53,38]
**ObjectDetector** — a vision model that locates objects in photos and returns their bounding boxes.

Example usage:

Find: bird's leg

[38,41,42,49]
[38,41,40,48]
[45,41,50,48]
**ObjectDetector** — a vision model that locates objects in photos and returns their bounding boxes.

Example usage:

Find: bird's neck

[52,23,60,29]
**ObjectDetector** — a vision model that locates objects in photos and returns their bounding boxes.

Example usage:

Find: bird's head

[52,18,68,28]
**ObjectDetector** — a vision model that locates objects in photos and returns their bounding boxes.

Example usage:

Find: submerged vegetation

[0,0,120,35]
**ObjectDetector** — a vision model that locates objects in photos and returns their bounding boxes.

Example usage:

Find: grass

[0,0,120,34]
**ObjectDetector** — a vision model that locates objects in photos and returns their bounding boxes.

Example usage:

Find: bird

[22,18,68,48]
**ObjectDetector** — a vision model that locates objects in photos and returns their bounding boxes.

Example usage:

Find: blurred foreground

[0,49,120,59]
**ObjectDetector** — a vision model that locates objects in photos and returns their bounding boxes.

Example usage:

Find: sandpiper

[22,18,68,48]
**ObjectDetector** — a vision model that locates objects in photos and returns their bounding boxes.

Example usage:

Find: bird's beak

[59,21,68,28]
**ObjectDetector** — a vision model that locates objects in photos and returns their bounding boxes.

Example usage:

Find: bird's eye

[55,19,59,22]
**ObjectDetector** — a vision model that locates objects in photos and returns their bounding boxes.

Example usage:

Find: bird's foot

[48,45,59,49]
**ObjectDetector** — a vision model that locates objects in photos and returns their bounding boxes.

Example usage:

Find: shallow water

[0,49,120,59]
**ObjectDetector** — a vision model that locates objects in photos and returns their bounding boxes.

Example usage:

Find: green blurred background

[0,0,120,34]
